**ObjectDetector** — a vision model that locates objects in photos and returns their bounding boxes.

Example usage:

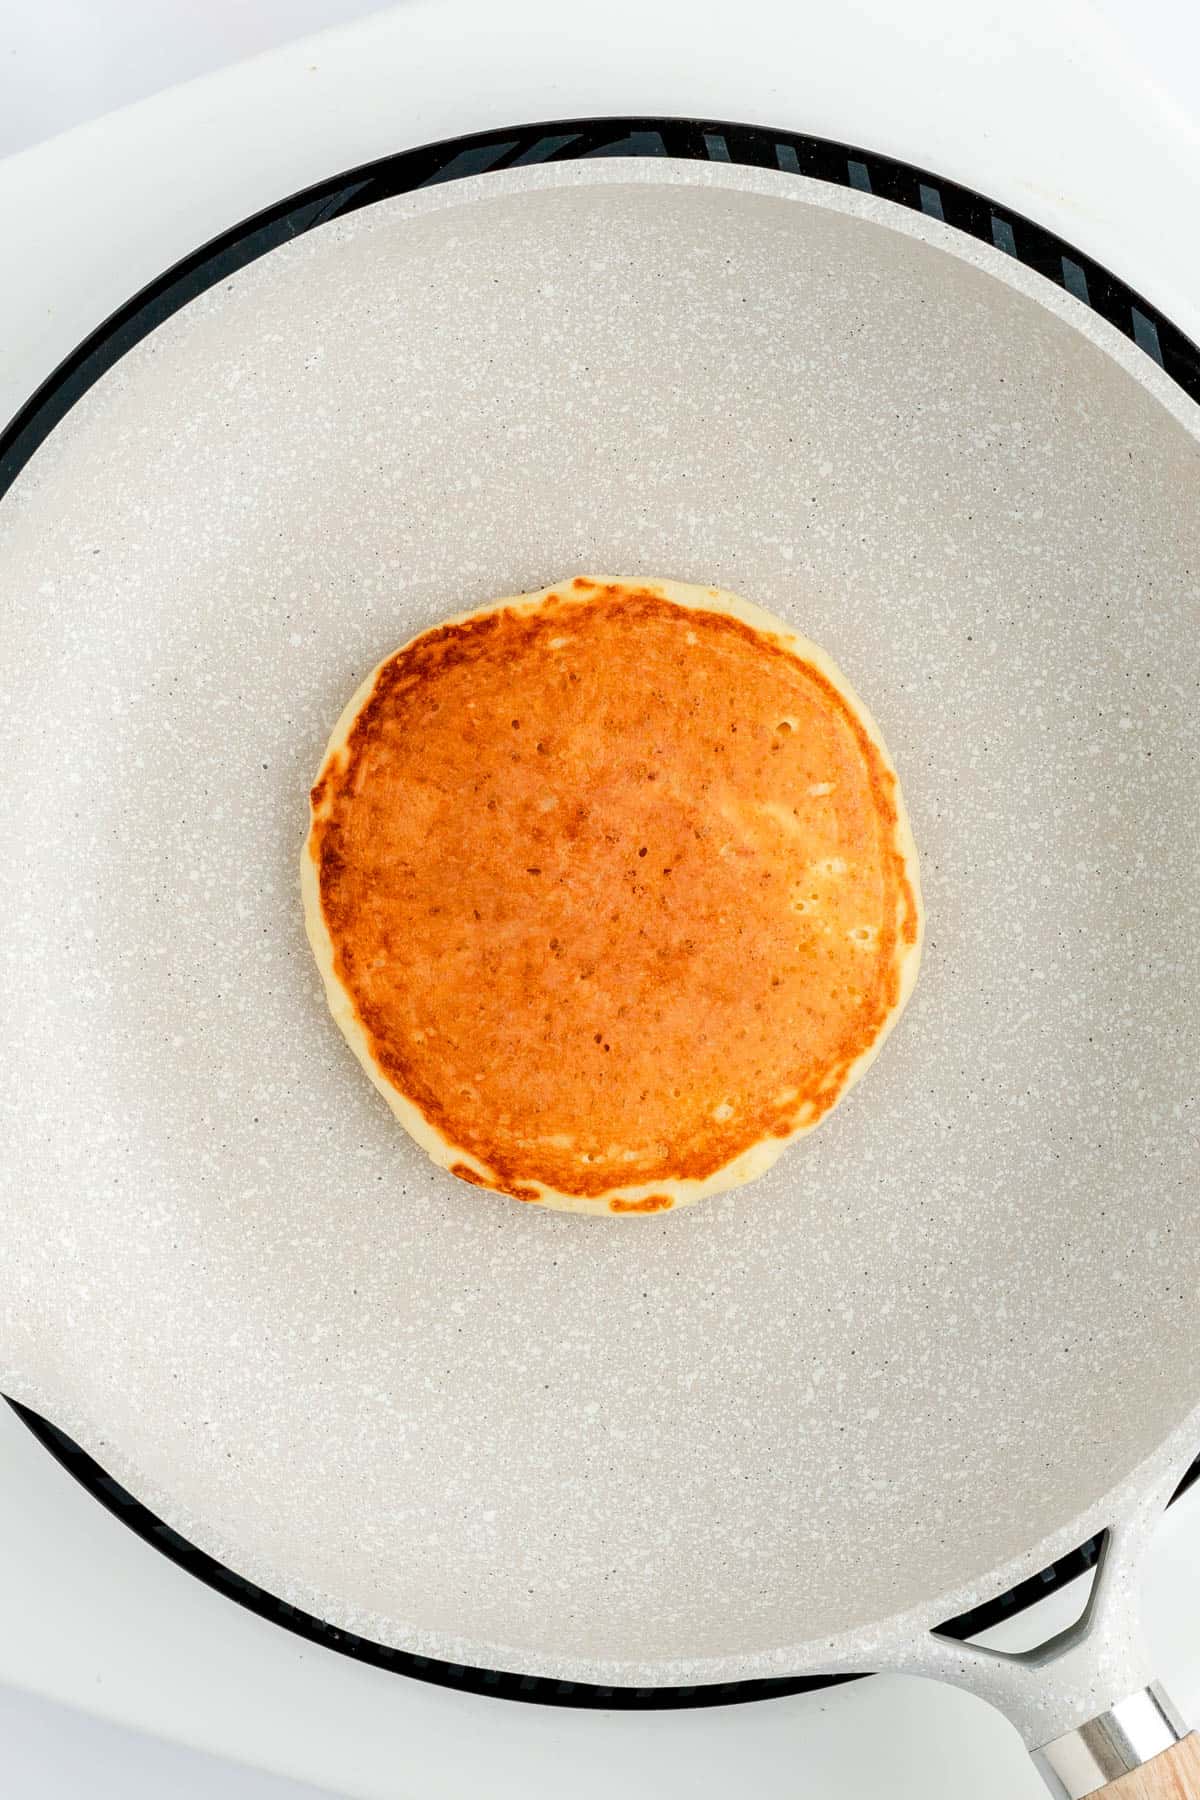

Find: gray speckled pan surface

[1,160,1199,1726]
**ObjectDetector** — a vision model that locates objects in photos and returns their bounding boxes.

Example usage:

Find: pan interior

[2,164,1199,1678]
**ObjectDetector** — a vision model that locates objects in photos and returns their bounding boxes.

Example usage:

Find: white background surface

[2,3,1199,1796]
[0,0,386,157]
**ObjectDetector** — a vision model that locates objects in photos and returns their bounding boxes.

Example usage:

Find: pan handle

[1034,1687,1195,1797]
[1082,1733,1200,1798]
[879,1470,1198,1797]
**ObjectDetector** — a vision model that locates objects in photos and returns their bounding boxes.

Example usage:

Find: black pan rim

[4,112,1198,1710]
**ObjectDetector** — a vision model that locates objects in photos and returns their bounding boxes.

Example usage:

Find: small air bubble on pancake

[712,1101,734,1122]
[777,717,797,733]
[809,781,835,796]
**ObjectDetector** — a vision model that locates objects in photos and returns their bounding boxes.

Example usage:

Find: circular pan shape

[304,575,922,1213]
[2,119,1200,1692]
[10,1397,1200,1709]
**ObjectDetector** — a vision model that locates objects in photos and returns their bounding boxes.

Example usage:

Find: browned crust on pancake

[448,1162,541,1204]
[303,577,922,1214]
[608,1194,675,1214]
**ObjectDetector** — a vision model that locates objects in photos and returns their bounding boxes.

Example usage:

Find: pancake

[302,577,923,1215]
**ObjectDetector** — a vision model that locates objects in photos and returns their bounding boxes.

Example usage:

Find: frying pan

[2,148,1199,1798]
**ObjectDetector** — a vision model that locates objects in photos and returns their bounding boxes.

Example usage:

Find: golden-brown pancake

[303,577,922,1215]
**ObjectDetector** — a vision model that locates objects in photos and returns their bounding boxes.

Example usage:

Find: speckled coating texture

[2,162,1199,1725]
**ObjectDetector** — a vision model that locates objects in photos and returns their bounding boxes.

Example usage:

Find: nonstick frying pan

[2,152,1199,1797]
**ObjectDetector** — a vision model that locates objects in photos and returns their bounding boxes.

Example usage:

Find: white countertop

[2,3,1199,1794]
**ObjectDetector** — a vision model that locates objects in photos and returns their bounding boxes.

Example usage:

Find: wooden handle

[1090,1735,1200,1798]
